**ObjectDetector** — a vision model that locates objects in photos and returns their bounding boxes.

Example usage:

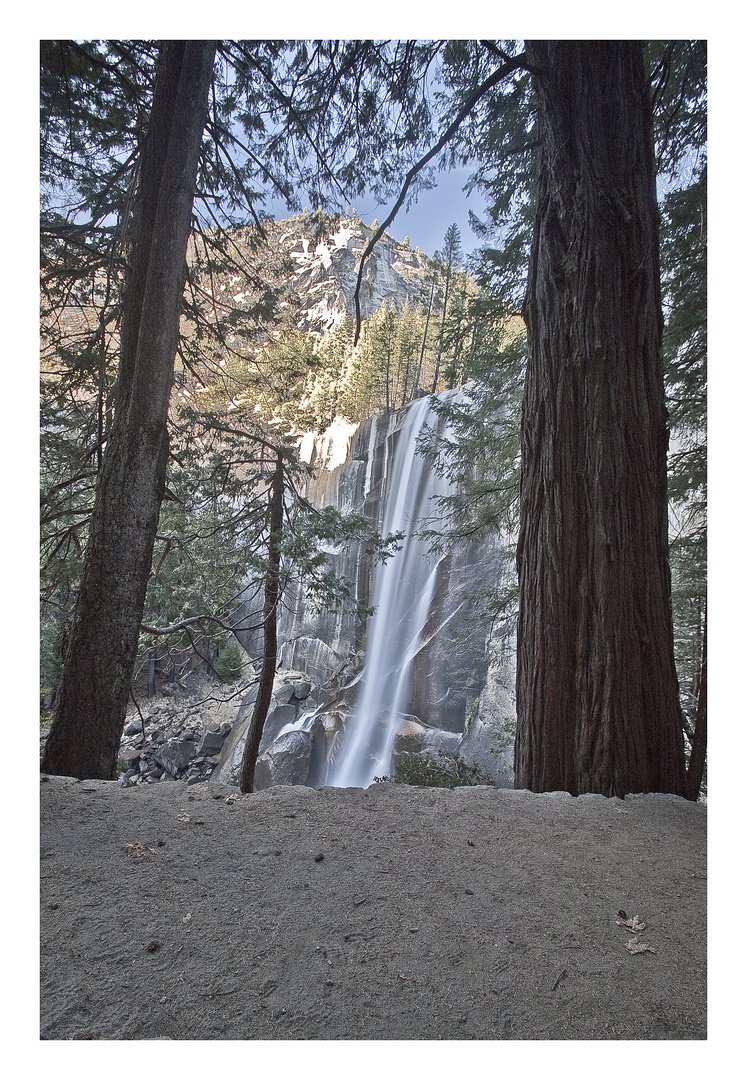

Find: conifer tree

[431,224,462,393]
[42,42,217,780]
[514,41,687,797]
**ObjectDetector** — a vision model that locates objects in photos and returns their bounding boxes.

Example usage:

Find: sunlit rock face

[224,390,516,789]
[275,215,432,332]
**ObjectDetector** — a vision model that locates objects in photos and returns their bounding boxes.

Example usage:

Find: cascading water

[217,384,516,793]
[326,393,457,788]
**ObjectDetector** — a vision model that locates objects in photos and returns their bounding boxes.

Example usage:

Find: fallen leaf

[625,936,656,955]
[146,940,159,953]
[616,914,646,933]
[182,913,192,924]
[314,852,324,862]
[177,812,191,823]
[125,843,146,858]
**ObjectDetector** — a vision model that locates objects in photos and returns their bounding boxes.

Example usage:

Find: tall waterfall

[327,394,456,788]
[220,386,515,793]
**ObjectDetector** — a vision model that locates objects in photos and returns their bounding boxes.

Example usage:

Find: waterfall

[326,394,456,788]
[218,384,515,793]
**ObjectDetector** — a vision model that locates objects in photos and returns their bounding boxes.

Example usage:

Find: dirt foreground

[40,774,706,1042]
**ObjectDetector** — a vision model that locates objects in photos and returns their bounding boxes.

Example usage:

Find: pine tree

[514,40,686,797]
[431,224,463,393]
[42,42,217,780]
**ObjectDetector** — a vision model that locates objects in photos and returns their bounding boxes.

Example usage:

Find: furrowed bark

[514,41,687,797]
[42,41,216,780]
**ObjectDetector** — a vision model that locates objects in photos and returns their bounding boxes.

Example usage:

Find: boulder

[319,711,346,753]
[272,683,297,706]
[197,730,225,756]
[257,704,299,754]
[254,731,314,790]
[155,739,196,778]
[305,717,331,787]
[119,746,144,767]
[391,719,462,772]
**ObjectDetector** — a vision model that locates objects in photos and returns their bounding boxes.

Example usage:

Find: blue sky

[266,164,489,263]
[351,165,489,260]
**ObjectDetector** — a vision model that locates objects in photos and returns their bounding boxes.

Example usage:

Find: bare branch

[140,613,263,636]
[352,52,528,343]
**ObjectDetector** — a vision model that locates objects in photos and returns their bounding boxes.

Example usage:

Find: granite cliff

[221,390,516,790]
[205,212,436,337]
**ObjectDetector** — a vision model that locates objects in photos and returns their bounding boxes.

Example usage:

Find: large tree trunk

[239,451,285,794]
[41,41,216,780]
[514,41,687,797]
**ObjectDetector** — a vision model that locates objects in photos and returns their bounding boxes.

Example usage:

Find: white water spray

[326,394,457,788]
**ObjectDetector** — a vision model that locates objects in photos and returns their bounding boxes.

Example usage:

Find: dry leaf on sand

[625,936,656,955]
[616,914,646,932]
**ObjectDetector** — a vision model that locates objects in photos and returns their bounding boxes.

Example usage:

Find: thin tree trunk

[514,41,686,797]
[413,277,435,399]
[41,41,216,780]
[147,646,157,698]
[240,451,284,794]
[431,262,452,394]
[685,609,707,801]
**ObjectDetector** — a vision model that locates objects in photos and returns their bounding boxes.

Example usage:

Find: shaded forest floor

[40,775,706,1041]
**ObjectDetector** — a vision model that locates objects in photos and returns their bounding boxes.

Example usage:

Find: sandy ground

[39,773,706,1043]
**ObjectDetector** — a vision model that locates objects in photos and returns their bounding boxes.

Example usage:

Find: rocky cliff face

[223,391,516,789]
[216,214,434,336]
[276,215,433,332]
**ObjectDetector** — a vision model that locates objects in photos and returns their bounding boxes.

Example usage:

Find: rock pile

[118,716,233,787]
[114,685,243,787]
[40,669,512,790]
